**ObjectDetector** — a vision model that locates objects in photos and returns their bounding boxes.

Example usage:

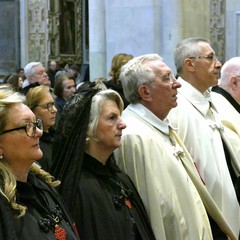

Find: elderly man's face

[145,61,181,120]
[30,65,50,86]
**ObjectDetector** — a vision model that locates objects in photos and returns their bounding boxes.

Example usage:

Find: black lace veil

[50,81,103,212]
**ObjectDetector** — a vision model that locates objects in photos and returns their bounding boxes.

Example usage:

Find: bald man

[212,57,240,113]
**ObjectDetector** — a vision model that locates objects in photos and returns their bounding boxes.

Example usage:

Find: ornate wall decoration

[210,0,226,63]
[48,0,82,65]
[28,0,48,65]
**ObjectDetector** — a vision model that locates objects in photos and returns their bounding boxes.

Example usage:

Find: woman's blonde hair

[0,85,60,217]
[109,53,133,84]
[26,85,52,111]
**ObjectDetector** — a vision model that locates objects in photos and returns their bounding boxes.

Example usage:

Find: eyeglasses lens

[26,119,43,137]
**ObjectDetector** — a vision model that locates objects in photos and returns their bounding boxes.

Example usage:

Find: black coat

[0,194,17,240]
[13,172,79,240]
[21,82,40,95]
[71,153,156,240]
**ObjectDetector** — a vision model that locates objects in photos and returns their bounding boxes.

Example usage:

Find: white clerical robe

[211,91,240,136]
[169,77,240,238]
[115,103,237,240]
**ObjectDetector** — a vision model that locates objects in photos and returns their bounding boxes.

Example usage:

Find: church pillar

[20,0,49,67]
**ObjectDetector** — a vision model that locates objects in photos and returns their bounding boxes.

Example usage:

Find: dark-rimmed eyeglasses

[189,55,219,62]
[35,102,55,111]
[0,119,43,137]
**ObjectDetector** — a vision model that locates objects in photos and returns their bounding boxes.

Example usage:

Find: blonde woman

[0,85,79,239]
[26,86,57,171]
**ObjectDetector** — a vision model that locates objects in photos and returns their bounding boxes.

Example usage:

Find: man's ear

[138,85,152,102]
[184,58,195,72]
[230,76,238,90]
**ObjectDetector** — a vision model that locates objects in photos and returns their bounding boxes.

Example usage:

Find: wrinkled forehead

[33,64,45,72]
[150,60,172,75]
[6,103,35,125]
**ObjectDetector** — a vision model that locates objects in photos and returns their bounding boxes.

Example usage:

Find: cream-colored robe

[169,78,240,238]
[115,103,237,240]
[211,91,240,137]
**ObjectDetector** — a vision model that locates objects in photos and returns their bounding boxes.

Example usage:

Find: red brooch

[54,224,67,240]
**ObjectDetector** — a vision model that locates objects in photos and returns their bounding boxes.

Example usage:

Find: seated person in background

[0,85,79,239]
[26,86,57,172]
[114,53,237,240]
[51,82,156,240]
[22,62,51,95]
[54,71,76,127]
[104,53,133,109]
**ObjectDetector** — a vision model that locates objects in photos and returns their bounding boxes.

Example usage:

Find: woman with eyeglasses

[0,85,79,239]
[26,85,57,172]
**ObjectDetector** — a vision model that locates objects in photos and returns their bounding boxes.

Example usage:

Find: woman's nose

[35,127,43,137]
[52,105,58,112]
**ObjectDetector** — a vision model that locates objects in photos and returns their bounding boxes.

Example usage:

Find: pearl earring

[0,155,3,159]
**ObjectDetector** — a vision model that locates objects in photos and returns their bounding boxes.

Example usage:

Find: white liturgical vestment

[169,77,240,238]
[115,103,237,240]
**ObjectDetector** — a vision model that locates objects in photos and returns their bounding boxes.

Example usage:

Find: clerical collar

[127,103,172,134]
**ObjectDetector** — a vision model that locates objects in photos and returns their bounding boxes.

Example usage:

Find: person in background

[22,62,51,95]
[211,57,240,135]
[104,53,134,109]
[26,86,57,172]
[6,74,23,92]
[47,60,58,88]
[0,85,79,239]
[17,68,25,81]
[51,82,156,240]
[212,57,240,113]
[114,53,237,240]
[68,64,81,87]
[169,37,240,238]
[54,71,76,126]
[59,62,70,72]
